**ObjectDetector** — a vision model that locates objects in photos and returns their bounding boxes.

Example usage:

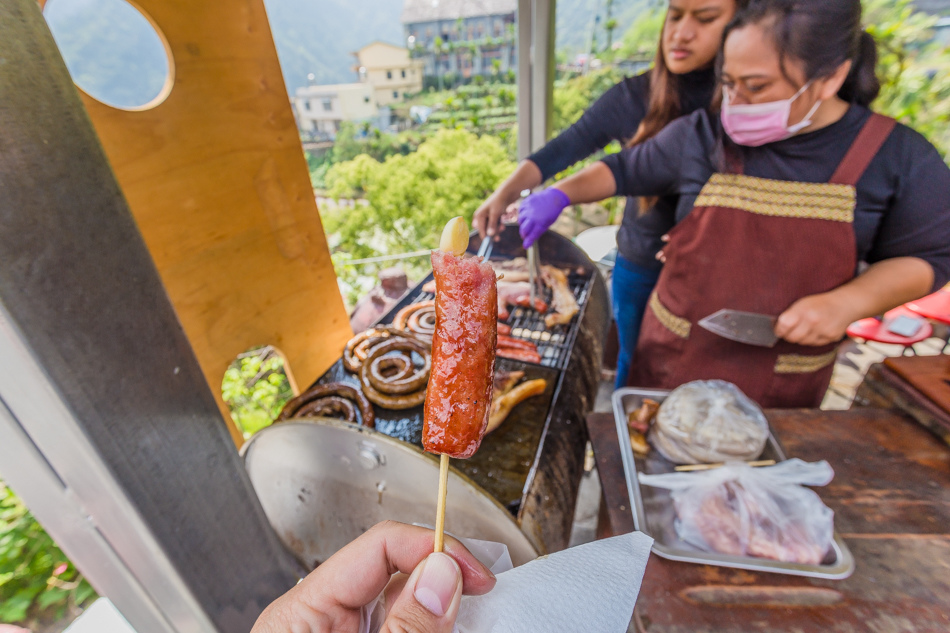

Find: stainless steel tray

[612,387,855,579]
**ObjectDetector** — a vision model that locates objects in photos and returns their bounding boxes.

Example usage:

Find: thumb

[775,307,798,338]
[380,552,462,633]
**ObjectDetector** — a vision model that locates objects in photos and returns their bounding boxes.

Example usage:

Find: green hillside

[556,0,655,56]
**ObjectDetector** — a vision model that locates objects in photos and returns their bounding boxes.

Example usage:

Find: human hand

[474,192,515,241]
[655,234,671,263]
[775,292,854,346]
[251,521,496,633]
[518,188,570,249]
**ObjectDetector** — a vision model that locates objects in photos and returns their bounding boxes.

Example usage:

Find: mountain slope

[43,0,651,107]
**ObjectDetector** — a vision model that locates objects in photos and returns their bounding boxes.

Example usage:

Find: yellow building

[354,41,424,106]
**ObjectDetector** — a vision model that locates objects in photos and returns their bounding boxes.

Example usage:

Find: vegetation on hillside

[322,129,517,304]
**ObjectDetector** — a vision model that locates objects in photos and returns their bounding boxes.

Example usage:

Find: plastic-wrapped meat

[423,250,498,458]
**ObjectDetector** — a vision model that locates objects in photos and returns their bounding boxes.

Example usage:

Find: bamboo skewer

[434,453,450,552]
[674,459,776,472]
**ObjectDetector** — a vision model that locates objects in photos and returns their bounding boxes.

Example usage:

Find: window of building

[393,91,399,99]
[386,70,392,79]
[401,69,406,78]
[321,98,332,111]
[364,96,370,103]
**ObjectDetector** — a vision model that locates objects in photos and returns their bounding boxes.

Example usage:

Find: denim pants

[611,255,661,389]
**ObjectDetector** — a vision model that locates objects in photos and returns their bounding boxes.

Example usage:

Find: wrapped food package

[639,459,836,565]
[651,380,769,465]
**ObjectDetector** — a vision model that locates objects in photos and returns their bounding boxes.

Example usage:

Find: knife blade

[698,309,779,347]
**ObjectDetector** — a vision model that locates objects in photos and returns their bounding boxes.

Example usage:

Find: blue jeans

[612,255,661,389]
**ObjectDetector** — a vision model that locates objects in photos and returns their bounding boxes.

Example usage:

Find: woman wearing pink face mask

[516,0,950,407]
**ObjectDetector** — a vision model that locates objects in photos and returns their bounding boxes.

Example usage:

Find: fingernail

[487,229,495,236]
[414,553,460,617]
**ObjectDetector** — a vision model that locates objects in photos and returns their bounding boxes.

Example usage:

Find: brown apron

[631,114,896,407]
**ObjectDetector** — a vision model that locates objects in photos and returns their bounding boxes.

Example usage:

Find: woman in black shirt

[474,0,745,388]
[514,0,950,407]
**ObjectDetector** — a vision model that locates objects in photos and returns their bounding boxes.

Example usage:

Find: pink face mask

[720,83,822,147]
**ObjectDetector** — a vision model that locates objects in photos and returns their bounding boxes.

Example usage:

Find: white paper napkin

[456,531,654,633]
[362,531,653,633]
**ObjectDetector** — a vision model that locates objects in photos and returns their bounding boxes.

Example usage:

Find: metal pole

[0,2,299,631]
[517,0,533,159]
[530,0,556,153]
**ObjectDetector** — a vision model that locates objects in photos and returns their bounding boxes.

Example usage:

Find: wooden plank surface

[0,5,300,628]
[587,408,950,632]
[38,0,352,443]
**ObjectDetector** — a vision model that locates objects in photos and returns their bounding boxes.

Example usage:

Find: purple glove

[518,188,570,248]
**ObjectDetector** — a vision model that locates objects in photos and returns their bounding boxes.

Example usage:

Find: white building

[354,41,425,107]
[293,82,377,138]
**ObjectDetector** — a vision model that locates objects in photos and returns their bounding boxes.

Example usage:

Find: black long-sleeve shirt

[601,105,950,291]
[528,69,717,269]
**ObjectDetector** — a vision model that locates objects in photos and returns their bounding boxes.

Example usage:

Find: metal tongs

[521,189,542,308]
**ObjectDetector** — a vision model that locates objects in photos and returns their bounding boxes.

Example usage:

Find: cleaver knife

[698,309,779,347]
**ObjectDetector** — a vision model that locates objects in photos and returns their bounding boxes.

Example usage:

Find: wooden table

[587,408,950,632]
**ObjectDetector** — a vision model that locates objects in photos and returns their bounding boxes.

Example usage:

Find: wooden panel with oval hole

[39,0,352,444]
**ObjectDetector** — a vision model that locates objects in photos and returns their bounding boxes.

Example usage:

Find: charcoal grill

[307,227,609,555]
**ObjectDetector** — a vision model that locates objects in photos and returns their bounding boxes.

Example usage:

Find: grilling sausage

[277,382,375,428]
[423,249,498,458]
[497,347,542,364]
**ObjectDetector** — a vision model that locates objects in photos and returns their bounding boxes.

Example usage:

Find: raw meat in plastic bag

[639,459,835,565]
[651,380,769,464]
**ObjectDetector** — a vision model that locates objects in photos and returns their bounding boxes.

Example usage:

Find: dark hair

[721,0,880,106]
[628,0,750,212]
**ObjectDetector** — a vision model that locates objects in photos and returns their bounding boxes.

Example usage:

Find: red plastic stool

[905,284,950,353]
[847,306,933,355]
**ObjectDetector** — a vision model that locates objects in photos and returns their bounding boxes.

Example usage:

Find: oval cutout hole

[222,345,294,439]
[44,0,173,110]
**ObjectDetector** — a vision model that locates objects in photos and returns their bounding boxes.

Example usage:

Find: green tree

[865,0,950,160]
[616,6,664,61]
[322,129,516,304]
[0,483,96,625]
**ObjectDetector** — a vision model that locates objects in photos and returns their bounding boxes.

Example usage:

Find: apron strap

[829,113,897,186]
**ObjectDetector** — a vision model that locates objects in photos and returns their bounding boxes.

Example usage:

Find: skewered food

[277,382,375,428]
[423,247,498,458]
[540,265,580,327]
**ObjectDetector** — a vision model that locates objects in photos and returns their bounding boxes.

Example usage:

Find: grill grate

[387,267,594,371]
